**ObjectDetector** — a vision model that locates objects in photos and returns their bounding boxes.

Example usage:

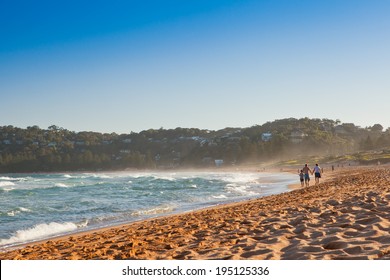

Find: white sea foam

[222,173,260,184]
[85,173,112,179]
[0,176,16,181]
[0,181,15,187]
[226,184,256,196]
[0,176,29,182]
[129,173,147,179]
[6,207,32,217]
[131,205,174,216]
[212,194,227,199]
[54,183,68,188]
[152,176,176,181]
[7,211,17,216]
[0,221,84,246]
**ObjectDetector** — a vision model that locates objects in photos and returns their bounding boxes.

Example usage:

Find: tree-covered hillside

[1,118,390,172]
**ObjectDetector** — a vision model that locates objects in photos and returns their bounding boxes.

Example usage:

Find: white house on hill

[261,132,272,142]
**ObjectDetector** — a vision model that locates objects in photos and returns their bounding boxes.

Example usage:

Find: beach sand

[1,166,390,260]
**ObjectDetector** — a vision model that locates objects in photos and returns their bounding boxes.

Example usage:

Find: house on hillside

[215,159,224,167]
[261,132,272,142]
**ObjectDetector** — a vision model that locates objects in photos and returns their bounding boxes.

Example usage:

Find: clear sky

[1,0,390,133]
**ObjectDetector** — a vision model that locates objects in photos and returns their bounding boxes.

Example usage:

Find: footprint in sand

[240,248,273,258]
[323,241,348,250]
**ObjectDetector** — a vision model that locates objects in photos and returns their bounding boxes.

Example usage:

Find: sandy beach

[1,166,390,260]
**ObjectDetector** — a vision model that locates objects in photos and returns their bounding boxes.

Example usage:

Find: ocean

[0,171,296,250]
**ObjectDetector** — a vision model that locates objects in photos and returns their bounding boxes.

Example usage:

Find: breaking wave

[0,221,87,246]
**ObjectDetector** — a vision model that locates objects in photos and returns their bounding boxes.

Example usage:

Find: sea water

[0,171,296,249]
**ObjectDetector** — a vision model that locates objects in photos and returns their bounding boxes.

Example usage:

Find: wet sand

[1,166,390,260]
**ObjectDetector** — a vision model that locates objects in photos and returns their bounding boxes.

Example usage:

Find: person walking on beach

[299,169,305,187]
[302,163,312,187]
[313,163,322,185]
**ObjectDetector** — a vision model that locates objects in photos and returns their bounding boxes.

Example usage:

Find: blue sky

[1,0,390,133]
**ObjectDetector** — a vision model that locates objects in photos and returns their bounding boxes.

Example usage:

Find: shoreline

[0,168,300,253]
[1,166,390,259]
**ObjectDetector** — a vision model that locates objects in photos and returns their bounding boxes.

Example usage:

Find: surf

[0,171,297,248]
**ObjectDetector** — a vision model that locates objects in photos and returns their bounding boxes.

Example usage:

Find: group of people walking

[299,163,322,187]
